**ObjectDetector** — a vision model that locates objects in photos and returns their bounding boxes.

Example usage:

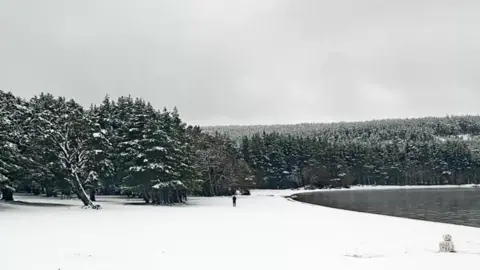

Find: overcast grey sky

[0,0,479,126]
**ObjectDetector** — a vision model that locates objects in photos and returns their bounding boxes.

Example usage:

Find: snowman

[439,234,455,253]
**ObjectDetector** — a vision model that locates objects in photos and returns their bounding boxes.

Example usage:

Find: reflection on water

[294,188,480,228]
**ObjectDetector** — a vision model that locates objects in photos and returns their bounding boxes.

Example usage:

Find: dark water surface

[294,188,480,228]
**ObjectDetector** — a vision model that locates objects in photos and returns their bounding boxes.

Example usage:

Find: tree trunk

[32,189,40,195]
[167,191,172,205]
[45,187,54,197]
[89,188,96,202]
[70,173,99,209]
[175,190,180,203]
[162,190,168,205]
[154,192,161,205]
[142,189,151,204]
[1,188,14,201]
[143,196,150,204]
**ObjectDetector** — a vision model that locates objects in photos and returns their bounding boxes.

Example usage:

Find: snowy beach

[2,190,480,270]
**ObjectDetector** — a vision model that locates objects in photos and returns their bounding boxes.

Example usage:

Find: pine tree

[0,91,30,201]
[29,94,101,208]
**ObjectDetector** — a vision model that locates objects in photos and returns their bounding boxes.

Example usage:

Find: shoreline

[250,183,480,198]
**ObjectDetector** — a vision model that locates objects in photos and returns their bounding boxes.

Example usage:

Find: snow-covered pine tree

[95,96,128,195]
[159,107,196,200]
[29,94,101,208]
[145,110,182,204]
[116,101,182,204]
[113,96,138,196]
[0,91,30,201]
[121,99,158,202]
[85,104,115,201]
[0,91,15,200]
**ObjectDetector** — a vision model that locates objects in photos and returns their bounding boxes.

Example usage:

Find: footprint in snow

[344,252,384,259]
[344,254,384,259]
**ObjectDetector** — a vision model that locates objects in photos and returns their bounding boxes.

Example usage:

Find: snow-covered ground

[2,190,480,270]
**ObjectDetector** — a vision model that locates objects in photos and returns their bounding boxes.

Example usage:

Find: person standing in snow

[232,195,237,207]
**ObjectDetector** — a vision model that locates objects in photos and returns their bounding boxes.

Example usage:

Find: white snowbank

[251,184,480,197]
[1,191,480,270]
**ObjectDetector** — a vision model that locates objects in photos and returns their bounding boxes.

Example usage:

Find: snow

[251,184,480,197]
[435,134,476,142]
[148,163,164,169]
[2,190,480,270]
[0,173,8,182]
[152,180,186,189]
[149,146,166,152]
[5,142,16,149]
[459,134,472,141]
[129,166,143,172]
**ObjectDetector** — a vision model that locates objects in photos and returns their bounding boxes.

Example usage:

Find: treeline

[207,116,480,188]
[2,90,480,208]
[240,132,480,189]
[203,115,480,140]
[0,91,251,207]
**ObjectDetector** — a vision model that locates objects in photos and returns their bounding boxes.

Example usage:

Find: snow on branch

[0,173,9,184]
[152,180,187,190]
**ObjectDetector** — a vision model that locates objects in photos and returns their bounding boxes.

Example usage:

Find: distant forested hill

[202,115,480,188]
[203,116,480,141]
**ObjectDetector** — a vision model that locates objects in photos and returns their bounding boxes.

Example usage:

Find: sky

[0,0,479,126]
